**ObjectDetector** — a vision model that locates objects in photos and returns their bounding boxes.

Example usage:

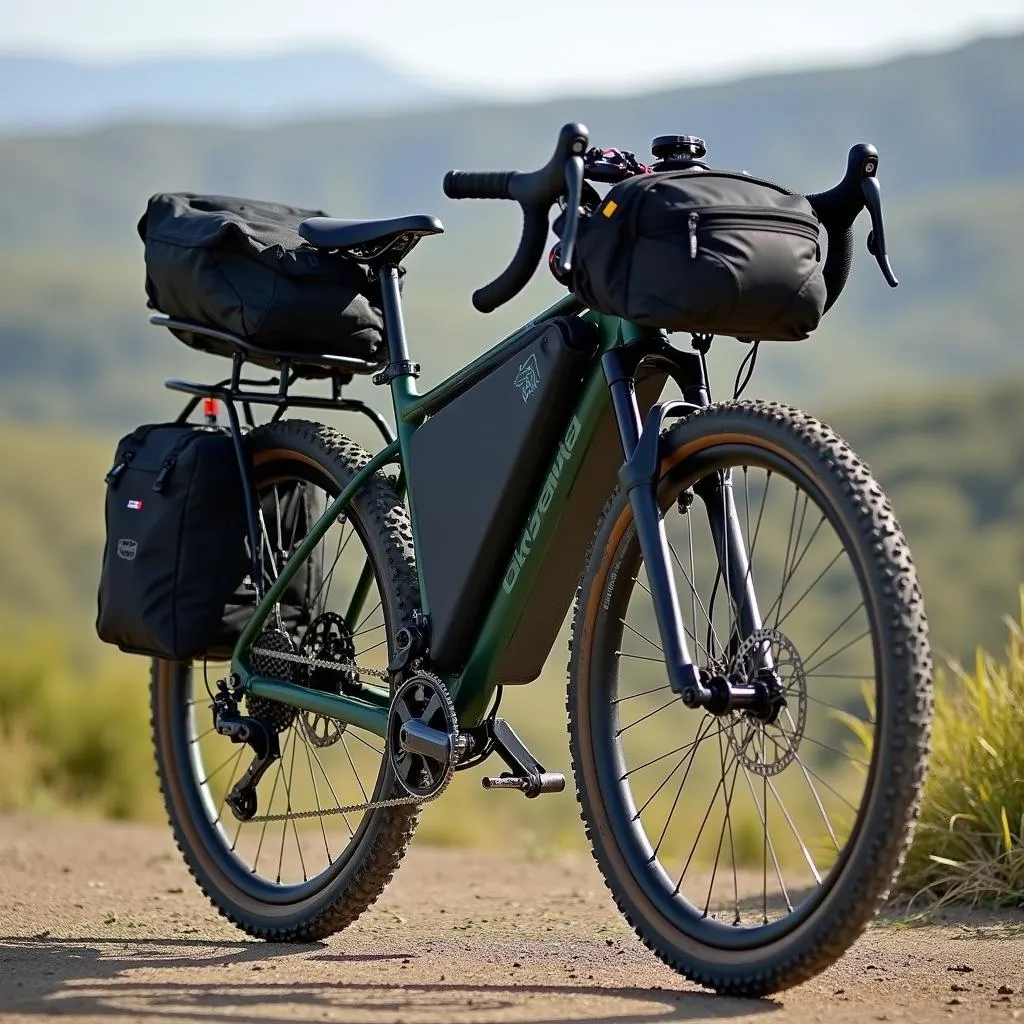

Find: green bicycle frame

[234,268,683,738]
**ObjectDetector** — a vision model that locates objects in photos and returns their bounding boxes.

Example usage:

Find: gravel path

[0,814,1021,1023]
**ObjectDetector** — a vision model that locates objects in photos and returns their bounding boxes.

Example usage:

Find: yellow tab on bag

[602,200,618,218]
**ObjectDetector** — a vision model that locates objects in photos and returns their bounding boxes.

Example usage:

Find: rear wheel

[568,400,932,995]
[151,419,419,941]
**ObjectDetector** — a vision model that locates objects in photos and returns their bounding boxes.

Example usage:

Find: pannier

[97,424,248,660]
[97,424,324,661]
[138,194,386,364]
[571,169,827,341]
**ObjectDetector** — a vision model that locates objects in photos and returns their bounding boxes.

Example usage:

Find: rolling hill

[0,32,1022,432]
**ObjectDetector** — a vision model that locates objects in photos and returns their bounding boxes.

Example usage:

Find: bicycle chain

[250,644,391,681]
[240,649,444,823]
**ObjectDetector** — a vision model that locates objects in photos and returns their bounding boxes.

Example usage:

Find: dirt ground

[0,814,1021,1024]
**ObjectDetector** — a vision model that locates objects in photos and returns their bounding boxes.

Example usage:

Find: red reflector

[202,397,219,417]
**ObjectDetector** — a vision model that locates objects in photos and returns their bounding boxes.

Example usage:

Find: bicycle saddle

[299,214,444,260]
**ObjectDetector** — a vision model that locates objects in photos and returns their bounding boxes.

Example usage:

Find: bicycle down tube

[231,274,767,737]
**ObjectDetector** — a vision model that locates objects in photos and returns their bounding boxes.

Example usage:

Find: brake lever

[862,175,898,288]
[556,155,585,274]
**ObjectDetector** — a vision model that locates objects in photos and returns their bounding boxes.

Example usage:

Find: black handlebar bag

[138,194,386,363]
[572,170,827,341]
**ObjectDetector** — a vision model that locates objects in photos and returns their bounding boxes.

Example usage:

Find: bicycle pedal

[482,772,565,798]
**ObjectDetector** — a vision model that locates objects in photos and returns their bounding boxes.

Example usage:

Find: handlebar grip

[471,209,550,313]
[820,225,854,314]
[443,170,515,200]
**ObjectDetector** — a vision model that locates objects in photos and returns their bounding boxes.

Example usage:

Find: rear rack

[154,314,394,446]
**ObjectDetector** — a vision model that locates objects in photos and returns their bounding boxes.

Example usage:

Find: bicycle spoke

[279,726,307,883]
[253,728,291,874]
[633,715,714,823]
[622,732,714,780]
[355,636,388,659]
[210,744,247,827]
[700,726,746,918]
[764,772,821,885]
[620,618,663,653]
[648,718,719,855]
[612,682,672,704]
[673,735,737,896]
[355,598,383,634]
[302,729,333,866]
[347,729,385,756]
[803,627,871,677]
[634,574,703,657]
[341,735,369,803]
[758,513,827,629]
[307,739,357,837]
[668,541,719,659]
[616,694,680,736]
[736,734,792,918]
[782,711,840,852]
[773,548,845,632]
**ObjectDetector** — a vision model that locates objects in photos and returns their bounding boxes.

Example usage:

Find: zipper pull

[688,211,699,258]
[105,450,135,487]
[152,456,176,493]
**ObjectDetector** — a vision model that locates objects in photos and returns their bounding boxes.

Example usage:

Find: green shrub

[899,587,1024,906]
[0,629,160,820]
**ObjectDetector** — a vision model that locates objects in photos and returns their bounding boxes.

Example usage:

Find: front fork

[603,350,772,714]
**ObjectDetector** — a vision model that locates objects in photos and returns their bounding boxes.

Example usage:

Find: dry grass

[898,587,1024,907]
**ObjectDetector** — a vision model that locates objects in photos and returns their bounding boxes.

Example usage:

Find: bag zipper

[686,208,819,259]
[105,450,136,487]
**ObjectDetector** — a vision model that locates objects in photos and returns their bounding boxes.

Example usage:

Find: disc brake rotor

[723,627,807,777]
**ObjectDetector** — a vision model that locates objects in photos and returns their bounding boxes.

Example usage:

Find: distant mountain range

[0,51,453,131]
[0,30,1022,427]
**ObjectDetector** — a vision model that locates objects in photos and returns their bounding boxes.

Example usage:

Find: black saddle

[299,214,444,263]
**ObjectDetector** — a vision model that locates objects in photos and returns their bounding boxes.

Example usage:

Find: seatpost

[377,265,413,368]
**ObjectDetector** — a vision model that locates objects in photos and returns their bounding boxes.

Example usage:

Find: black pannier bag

[572,169,827,341]
[97,425,248,660]
[138,194,386,364]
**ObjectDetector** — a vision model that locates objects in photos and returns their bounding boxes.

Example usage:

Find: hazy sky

[2,0,1022,97]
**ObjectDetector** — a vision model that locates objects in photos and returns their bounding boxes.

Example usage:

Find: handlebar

[444,125,897,314]
[807,143,898,312]
[443,122,588,312]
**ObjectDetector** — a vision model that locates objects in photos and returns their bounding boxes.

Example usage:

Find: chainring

[246,628,298,732]
[387,673,458,799]
[723,627,808,777]
[297,611,357,748]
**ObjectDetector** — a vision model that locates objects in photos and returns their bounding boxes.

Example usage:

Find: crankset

[387,673,460,799]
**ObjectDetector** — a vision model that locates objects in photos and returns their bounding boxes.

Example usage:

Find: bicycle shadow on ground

[0,934,779,1024]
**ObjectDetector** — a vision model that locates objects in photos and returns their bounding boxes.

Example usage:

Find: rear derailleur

[210,677,279,822]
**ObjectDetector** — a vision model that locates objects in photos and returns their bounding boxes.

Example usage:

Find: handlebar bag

[97,424,249,660]
[572,169,826,341]
[138,194,386,364]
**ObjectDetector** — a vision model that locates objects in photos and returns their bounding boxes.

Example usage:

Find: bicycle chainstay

[239,647,450,823]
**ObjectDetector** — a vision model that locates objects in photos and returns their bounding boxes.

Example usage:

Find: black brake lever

[862,175,898,287]
[556,155,585,274]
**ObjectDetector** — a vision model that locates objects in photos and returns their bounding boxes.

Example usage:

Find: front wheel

[568,400,932,995]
